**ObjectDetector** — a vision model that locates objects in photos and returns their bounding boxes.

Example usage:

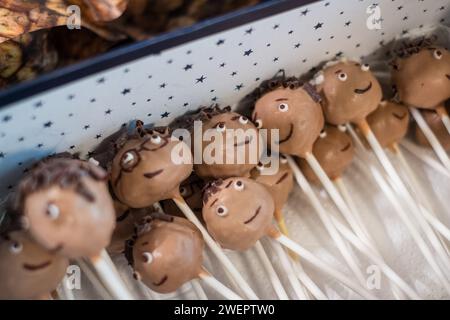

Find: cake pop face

[202,178,274,251]
[130,217,203,293]
[316,60,382,125]
[415,107,450,151]
[250,156,293,213]
[392,47,450,109]
[0,231,68,299]
[111,128,193,208]
[252,83,324,158]
[366,101,410,148]
[17,158,116,258]
[297,125,354,183]
[195,110,261,179]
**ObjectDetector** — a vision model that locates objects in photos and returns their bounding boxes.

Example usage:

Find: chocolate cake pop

[297,125,355,184]
[391,38,450,109]
[0,230,68,299]
[415,107,450,151]
[365,101,410,149]
[252,76,324,158]
[126,215,204,293]
[12,155,116,258]
[202,178,274,251]
[250,155,293,228]
[175,106,261,179]
[313,59,382,125]
[110,122,193,208]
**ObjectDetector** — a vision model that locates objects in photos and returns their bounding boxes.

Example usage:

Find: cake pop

[126,214,241,299]
[110,122,193,208]
[0,229,68,300]
[313,59,382,126]
[202,178,274,251]
[250,155,293,235]
[297,125,355,184]
[415,108,450,151]
[365,101,410,149]
[391,38,450,110]
[252,76,324,158]
[174,105,262,179]
[13,155,115,258]
[109,120,257,299]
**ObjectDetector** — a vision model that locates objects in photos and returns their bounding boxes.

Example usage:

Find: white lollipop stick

[420,206,450,242]
[268,231,377,300]
[173,197,259,300]
[90,250,134,300]
[198,269,243,300]
[334,177,406,300]
[292,259,327,300]
[355,120,450,272]
[254,240,289,300]
[364,161,450,294]
[400,140,450,179]
[436,105,450,136]
[269,239,320,299]
[191,279,208,300]
[287,156,419,299]
[303,153,366,285]
[409,107,450,172]
[76,258,113,299]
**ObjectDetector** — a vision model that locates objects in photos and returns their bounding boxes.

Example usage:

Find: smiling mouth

[23,260,52,271]
[116,210,131,222]
[244,206,261,224]
[341,143,352,152]
[393,112,407,120]
[153,275,168,286]
[354,82,372,94]
[143,169,164,179]
[234,136,252,147]
[277,124,294,144]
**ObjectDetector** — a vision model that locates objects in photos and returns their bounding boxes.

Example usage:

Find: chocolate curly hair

[202,179,225,204]
[393,36,439,59]
[169,104,233,131]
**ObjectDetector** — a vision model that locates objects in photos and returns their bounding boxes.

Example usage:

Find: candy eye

[234,180,244,191]
[319,129,327,138]
[120,150,139,171]
[338,73,347,81]
[46,203,60,220]
[142,252,153,264]
[280,155,288,164]
[255,119,263,129]
[151,134,161,144]
[216,122,226,132]
[9,241,23,254]
[278,103,289,112]
[433,49,443,60]
[361,64,370,71]
[180,187,188,197]
[239,116,249,125]
[216,205,228,217]
[338,124,347,132]
[256,162,265,171]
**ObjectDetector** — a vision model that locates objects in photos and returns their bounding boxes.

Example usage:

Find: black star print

[397,6,403,10]
[95,134,102,139]
[167,59,173,64]
[97,77,105,84]
[0,152,5,158]
[196,75,206,83]
[273,24,279,29]
[235,84,244,91]
[168,96,173,100]
[209,57,213,60]
[84,125,90,130]
[219,62,226,68]
[324,2,329,6]
[245,28,253,34]
[105,109,112,115]
[161,112,170,118]
[43,121,53,128]
[124,68,130,73]
[314,22,323,30]
[186,50,192,55]
[294,43,301,48]
[2,115,12,122]
[147,113,152,117]
[345,21,351,26]
[216,39,225,45]
[70,145,75,149]
[90,98,96,103]
[301,9,309,16]
[132,102,136,106]
[121,88,131,95]
[244,49,253,56]
[148,75,153,79]
[211,97,218,101]
[146,98,151,102]
[231,71,237,76]
[273,57,279,62]
[160,83,166,88]
[288,30,293,34]
[37,143,43,148]
[336,51,343,57]
[60,132,65,136]
[266,43,271,47]
[403,16,408,21]
[34,101,43,108]
[67,94,75,100]
[18,137,24,142]
[440,6,445,11]
[68,113,74,117]
[183,102,189,107]
[255,77,260,81]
